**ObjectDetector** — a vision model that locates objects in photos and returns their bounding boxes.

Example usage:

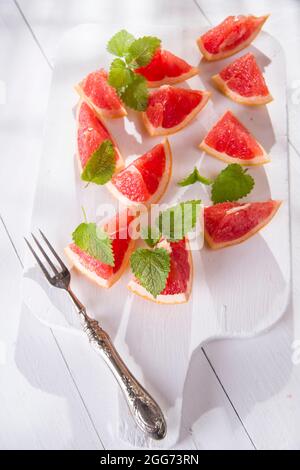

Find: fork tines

[24,230,68,283]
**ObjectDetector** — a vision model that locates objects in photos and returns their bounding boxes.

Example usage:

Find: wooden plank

[193,0,300,449]
[0,0,52,258]
[0,220,103,449]
[16,0,210,64]
[17,0,255,447]
[0,0,103,450]
[4,2,278,448]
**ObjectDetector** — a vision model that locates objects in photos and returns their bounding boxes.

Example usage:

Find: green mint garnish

[158,200,201,242]
[121,73,149,111]
[107,30,161,111]
[72,222,114,266]
[126,36,161,68]
[178,167,213,187]
[107,30,135,57]
[130,247,170,298]
[81,140,116,185]
[178,164,255,204]
[211,164,254,204]
[141,225,161,248]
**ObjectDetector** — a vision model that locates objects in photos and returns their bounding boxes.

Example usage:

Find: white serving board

[22,24,290,448]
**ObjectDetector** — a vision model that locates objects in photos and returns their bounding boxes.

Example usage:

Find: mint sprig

[158,200,201,242]
[141,200,201,246]
[178,167,213,186]
[178,164,255,204]
[130,247,170,298]
[107,30,135,57]
[81,139,116,185]
[211,164,254,204]
[72,222,114,266]
[107,30,161,111]
[126,36,161,68]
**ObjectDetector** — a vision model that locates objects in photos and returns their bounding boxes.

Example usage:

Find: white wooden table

[1,0,300,450]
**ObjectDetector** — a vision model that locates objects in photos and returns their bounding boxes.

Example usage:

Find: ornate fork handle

[80,310,167,440]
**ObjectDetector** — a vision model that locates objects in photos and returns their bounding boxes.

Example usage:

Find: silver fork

[25,230,167,440]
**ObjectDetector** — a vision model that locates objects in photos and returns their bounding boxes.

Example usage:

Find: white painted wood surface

[1,0,300,450]
[23,22,290,449]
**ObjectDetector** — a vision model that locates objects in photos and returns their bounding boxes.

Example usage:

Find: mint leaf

[72,223,114,266]
[141,225,161,247]
[178,167,213,187]
[81,140,115,185]
[158,200,201,242]
[127,36,161,67]
[130,248,170,297]
[121,73,148,111]
[108,58,133,91]
[211,164,254,204]
[107,29,135,57]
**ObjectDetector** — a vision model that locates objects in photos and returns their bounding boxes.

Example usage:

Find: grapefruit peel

[142,85,211,136]
[199,111,270,166]
[211,53,273,106]
[106,139,172,206]
[135,49,198,87]
[204,200,281,249]
[197,15,269,61]
[75,70,127,119]
[76,101,124,175]
[128,238,193,304]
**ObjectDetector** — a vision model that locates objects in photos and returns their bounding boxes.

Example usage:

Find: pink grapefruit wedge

[107,140,172,206]
[204,200,281,249]
[75,69,127,119]
[212,53,273,105]
[143,85,211,136]
[65,210,136,288]
[77,101,124,173]
[197,15,269,61]
[199,110,270,165]
[135,49,198,87]
[128,238,193,304]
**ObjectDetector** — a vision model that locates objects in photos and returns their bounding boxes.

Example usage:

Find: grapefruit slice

[212,53,273,105]
[65,210,136,288]
[128,238,193,304]
[197,15,269,61]
[107,140,172,206]
[143,85,211,136]
[135,49,198,87]
[199,110,270,165]
[75,69,127,119]
[204,200,281,249]
[77,101,124,172]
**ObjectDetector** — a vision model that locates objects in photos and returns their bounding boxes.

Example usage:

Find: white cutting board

[22,24,290,448]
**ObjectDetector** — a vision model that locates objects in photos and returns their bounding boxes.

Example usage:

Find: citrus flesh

[212,53,272,105]
[135,49,198,87]
[75,69,127,118]
[108,140,171,205]
[200,110,269,165]
[198,15,268,61]
[65,211,136,288]
[77,101,123,171]
[204,200,281,249]
[143,85,211,136]
[128,238,193,304]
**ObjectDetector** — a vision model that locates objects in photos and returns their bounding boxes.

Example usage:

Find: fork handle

[79,311,166,440]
